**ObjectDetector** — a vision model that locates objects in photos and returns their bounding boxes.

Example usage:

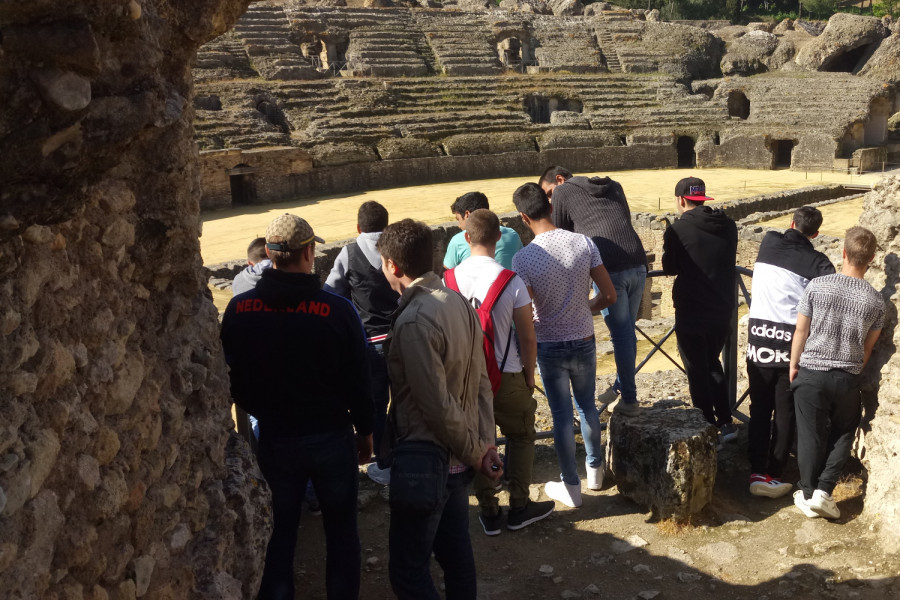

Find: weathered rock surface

[795,13,887,72]
[498,0,553,15]
[311,142,379,166]
[0,0,269,598]
[721,30,779,76]
[856,174,900,553]
[606,400,717,520]
[857,30,900,82]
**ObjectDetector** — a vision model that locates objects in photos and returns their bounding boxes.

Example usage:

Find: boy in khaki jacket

[378,218,501,600]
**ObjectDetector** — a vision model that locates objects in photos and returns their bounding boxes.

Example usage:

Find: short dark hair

[358,201,388,233]
[683,198,704,208]
[792,206,823,237]
[450,191,489,216]
[513,183,552,220]
[466,209,501,246]
[538,165,573,186]
[377,218,434,279]
[247,237,267,264]
[844,226,877,267]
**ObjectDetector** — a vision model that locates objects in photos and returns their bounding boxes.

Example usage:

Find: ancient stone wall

[0,1,269,598]
[856,175,900,553]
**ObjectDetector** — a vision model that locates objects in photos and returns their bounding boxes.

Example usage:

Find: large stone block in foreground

[606,401,717,519]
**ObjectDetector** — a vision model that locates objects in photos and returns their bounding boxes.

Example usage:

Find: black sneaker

[719,422,738,442]
[506,500,554,531]
[478,511,503,536]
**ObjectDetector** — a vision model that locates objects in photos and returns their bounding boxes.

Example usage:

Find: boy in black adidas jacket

[745,207,834,498]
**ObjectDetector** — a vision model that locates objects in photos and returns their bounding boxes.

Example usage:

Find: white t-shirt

[445,255,531,373]
[512,228,602,343]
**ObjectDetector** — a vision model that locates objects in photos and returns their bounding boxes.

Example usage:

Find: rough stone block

[606,400,716,519]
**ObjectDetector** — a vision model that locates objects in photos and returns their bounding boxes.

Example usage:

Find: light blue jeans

[597,265,647,405]
[537,337,603,485]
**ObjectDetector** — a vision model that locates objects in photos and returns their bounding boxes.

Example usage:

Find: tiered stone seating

[193,32,259,83]
[599,21,670,74]
[414,12,503,76]
[732,73,886,135]
[233,4,319,80]
[194,107,292,150]
[345,28,432,77]
[530,16,606,73]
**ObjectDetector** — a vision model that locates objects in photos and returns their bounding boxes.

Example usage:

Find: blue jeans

[257,427,360,600]
[389,470,477,600]
[368,342,391,467]
[538,338,603,485]
[596,265,646,405]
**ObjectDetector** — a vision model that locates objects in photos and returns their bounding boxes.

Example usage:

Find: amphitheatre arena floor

[200,167,885,266]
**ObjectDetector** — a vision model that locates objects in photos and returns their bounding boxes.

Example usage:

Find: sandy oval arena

[200,167,887,266]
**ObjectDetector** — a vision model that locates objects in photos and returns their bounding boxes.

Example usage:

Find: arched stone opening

[823,44,873,73]
[230,164,258,205]
[676,136,696,168]
[524,94,583,124]
[771,139,795,169]
[497,37,524,69]
[727,90,750,120]
[302,38,325,68]
[864,97,892,146]
[319,36,348,72]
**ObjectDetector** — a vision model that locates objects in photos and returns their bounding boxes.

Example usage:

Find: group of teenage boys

[220,167,884,600]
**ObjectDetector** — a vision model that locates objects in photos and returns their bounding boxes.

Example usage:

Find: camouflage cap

[265,213,324,252]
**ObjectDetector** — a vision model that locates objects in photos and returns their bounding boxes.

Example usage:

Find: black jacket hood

[566,175,618,199]
[256,269,321,308]
[680,205,732,234]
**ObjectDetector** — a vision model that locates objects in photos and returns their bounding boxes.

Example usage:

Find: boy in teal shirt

[444,191,523,270]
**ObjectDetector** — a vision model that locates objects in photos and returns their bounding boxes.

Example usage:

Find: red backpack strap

[443,267,459,292]
[479,269,515,314]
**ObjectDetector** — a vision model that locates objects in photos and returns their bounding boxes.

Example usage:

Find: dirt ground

[200,167,892,265]
[288,370,900,600]
[213,168,900,597]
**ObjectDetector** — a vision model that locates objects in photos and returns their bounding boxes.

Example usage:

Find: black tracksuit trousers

[791,367,861,500]
[746,363,795,478]
[676,324,731,428]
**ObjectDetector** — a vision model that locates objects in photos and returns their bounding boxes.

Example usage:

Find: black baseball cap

[675,177,714,202]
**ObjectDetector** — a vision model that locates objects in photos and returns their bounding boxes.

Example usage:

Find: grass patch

[655,515,696,536]
[833,472,865,503]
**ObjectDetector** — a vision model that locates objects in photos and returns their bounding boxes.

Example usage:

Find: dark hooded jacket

[551,175,647,273]
[662,205,738,331]
[220,268,373,438]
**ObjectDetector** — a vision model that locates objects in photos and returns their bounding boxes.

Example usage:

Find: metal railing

[508,265,754,444]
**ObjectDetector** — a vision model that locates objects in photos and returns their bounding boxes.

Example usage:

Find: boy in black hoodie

[221,213,374,600]
[662,178,738,441]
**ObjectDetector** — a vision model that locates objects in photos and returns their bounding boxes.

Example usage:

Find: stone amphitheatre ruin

[1,0,900,598]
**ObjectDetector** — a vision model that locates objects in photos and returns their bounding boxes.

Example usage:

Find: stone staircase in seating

[233,3,319,80]
[414,12,503,76]
[530,16,606,73]
[193,32,259,83]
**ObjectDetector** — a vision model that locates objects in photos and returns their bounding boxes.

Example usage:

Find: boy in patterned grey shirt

[789,226,884,520]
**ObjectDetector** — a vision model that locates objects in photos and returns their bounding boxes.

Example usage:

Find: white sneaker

[545,480,583,508]
[809,489,840,519]
[585,459,604,491]
[366,463,391,485]
[749,474,792,498]
[793,490,820,519]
